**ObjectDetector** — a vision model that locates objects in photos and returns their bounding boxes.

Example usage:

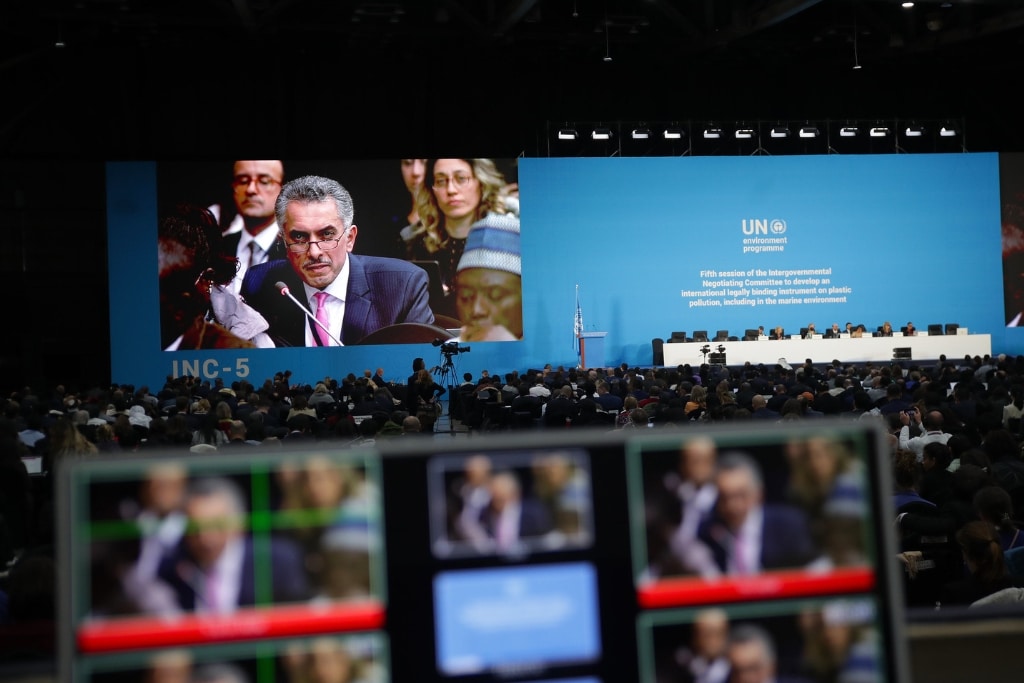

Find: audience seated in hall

[8,347,1024,635]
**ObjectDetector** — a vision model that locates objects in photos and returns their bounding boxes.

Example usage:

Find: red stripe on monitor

[77,601,386,653]
[637,568,875,609]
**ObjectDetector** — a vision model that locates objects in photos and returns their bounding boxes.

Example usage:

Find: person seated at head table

[850,324,866,338]
[802,323,817,339]
[824,322,842,339]
[769,326,785,340]
[878,321,894,337]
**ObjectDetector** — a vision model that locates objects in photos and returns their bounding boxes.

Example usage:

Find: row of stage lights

[547,120,965,156]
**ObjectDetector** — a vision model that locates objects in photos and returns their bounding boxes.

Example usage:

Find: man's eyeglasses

[233,175,282,189]
[432,174,475,191]
[284,235,345,253]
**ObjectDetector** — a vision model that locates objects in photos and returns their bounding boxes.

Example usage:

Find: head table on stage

[661,332,992,367]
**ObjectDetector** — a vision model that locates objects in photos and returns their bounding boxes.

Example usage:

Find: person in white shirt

[898,409,952,461]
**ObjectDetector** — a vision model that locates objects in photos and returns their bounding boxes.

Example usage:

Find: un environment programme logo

[741,218,788,253]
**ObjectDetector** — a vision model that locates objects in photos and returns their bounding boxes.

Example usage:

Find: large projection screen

[108,154,1005,388]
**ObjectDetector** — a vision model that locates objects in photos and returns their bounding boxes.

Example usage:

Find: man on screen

[240,175,435,346]
[211,160,288,293]
[687,452,816,578]
[156,477,309,613]
[453,212,523,341]
[725,624,781,683]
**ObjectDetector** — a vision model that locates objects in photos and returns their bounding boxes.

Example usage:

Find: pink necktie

[205,566,219,612]
[734,532,748,574]
[313,291,331,346]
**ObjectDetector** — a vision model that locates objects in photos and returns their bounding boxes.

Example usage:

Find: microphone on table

[275,281,343,346]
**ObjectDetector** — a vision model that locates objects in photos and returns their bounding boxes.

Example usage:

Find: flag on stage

[573,284,583,364]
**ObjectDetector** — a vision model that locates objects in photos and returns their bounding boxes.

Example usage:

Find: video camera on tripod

[432,338,470,356]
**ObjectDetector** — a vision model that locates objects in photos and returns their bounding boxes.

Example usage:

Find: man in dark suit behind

[156,476,309,613]
[690,451,816,578]
[214,160,288,294]
[478,471,553,552]
[241,175,435,346]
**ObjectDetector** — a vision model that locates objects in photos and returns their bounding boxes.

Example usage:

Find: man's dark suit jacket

[697,503,816,574]
[241,255,435,346]
[156,535,310,611]
[478,498,554,544]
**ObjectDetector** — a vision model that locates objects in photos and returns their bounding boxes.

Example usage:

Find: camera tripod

[433,350,460,434]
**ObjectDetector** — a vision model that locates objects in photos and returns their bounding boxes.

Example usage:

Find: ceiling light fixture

[662,128,683,140]
[939,125,958,138]
[799,126,820,139]
[770,126,790,139]
[632,127,651,140]
[591,127,613,140]
[840,126,859,137]
[703,127,723,139]
[735,128,756,140]
[852,21,862,70]
[869,126,890,138]
[904,125,925,138]
[557,128,578,141]
[603,19,612,62]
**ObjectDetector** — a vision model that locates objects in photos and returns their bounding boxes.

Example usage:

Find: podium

[578,331,608,369]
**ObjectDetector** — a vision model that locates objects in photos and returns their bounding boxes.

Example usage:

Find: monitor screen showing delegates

[58,420,909,682]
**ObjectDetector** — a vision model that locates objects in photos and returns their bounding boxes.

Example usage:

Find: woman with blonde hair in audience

[308,382,336,409]
[48,417,97,458]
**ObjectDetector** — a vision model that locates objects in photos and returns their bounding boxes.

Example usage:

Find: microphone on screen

[275,281,343,346]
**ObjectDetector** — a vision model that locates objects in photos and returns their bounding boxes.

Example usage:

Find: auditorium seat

[742,328,759,341]
[691,330,709,342]
[799,327,808,338]
[927,324,944,336]
[713,330,730,342]
[945,323,959,335]
[669,331,687,343]
[652,338,665,366]
[900,326,909,335]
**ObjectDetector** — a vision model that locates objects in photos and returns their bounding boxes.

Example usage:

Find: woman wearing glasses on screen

[405,158,518,316]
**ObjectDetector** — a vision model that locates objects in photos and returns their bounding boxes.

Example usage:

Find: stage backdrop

[109,153,1008,389]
